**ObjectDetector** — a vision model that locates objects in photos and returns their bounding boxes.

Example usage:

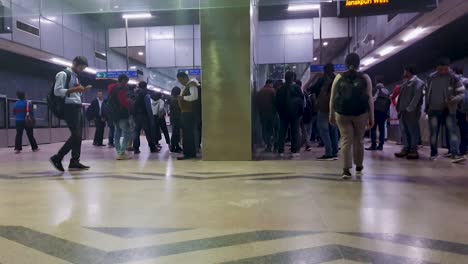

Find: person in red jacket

[109,75,132,160]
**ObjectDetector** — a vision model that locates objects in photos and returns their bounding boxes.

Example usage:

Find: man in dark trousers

[176,72,199,160]
[50,56,91,172]
[133,81,157,154]
[88,91,106,146]
[256,79,276,152]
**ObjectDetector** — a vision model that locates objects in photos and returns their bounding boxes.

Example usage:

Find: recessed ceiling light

[138,51,144,56]
[122,13,152,20]
[402,27,425,42]
[361,57,378,66]
[378,45,398,56]
[6,26,10,30]
[99,8,104,12]
[113,5,119,9]
[130,66,137,69]
[313,57,318,61]
[323,42,329,47]
[287,4,320,12]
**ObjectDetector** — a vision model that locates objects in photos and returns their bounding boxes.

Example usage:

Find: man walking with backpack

[133,81,157,154]
[329,53,374,179]
[49,56,91,172]
[366,76,391,151]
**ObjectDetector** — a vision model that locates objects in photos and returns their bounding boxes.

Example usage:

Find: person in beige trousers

[329,53,375,179]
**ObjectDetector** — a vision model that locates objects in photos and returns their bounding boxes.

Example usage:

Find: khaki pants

[336,113,369,169]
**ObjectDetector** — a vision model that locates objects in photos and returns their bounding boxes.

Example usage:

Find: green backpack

[333,71,369,116]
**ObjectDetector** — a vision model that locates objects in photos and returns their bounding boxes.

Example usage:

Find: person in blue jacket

[13,91,38,154]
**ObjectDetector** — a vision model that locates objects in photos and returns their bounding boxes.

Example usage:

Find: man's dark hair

[375,75,385,84]
[324,63,335,74]
[73,56,89,67]
[118,74,129,83]
[453,66,463,75]
[404,65,417,75]
[285,71,297,84]
[138,81,147,89]
[177,72,189,79]
[265,79,274,86]
[437,57,450,66]
[16,91,25,100]
[171,86,181,96]
[345,53,360,70]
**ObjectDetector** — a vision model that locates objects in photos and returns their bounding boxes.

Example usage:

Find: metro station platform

[0,140,467,264]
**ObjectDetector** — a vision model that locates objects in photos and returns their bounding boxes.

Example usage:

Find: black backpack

[374,87,391,113]
[333,71,369,116]
[47,69,71,119]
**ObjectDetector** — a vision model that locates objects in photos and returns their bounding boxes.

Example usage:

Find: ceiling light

[287,4,320,11]
[128,80,138,85]
[162,91,171,95]
[402,27,425,42]
[323,42,329,47]
[130,66,137,69]
[6,26,10,30]
[50,58,72,67]
[313,57,318,61]
[361,57,378,66]
[138,51,144,56]
[99,8,104,12]
[84,67,97,74]
[113,5,119,9]
[378,45,398,56]
[122,13,152,20]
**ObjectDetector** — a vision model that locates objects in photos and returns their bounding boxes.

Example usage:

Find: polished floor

[0,139,467,264]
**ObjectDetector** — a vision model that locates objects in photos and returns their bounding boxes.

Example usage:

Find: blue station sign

[96,71,138,79]
[310,64,347,73]
[178,68,202,76]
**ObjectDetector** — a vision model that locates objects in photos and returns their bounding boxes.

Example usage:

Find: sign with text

[338,0,438,17]
[310,64,347,73]
[178,68,202,77]
[96,71,138,79]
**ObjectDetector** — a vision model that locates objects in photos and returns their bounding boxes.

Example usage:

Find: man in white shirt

[176,72,199,160]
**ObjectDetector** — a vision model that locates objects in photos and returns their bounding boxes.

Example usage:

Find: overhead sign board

[310,64,347,73]
[178,68,202,77]
[96,71,138,79]
[338,0,438,17]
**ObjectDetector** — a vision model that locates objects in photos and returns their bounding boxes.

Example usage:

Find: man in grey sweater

[395,65,424,160]
[425,58,466,163]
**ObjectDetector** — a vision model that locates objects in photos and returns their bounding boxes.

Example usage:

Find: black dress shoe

[69,162,90,171]
[134,149,141,154]
[97,144,106,147]
[49,155,65,172]
[177,156,195,160]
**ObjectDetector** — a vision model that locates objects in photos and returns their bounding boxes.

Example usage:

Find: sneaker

[442,152,451,158]
[49,155,64,172]
[331,155,339,161]
[450,155,467,164]
[305,146,312,152]
[356,166,363,176]
[14,150,21,154]
[430,155,439,161]
[32,148,40,152]
[342,169,352,180]
[108,144,115,148]
[291,152,300,157]
[365,145,377,151]
[317,155,335,161]
[406,152,419,160]
[394,150,409,158]
[69,161,90,171]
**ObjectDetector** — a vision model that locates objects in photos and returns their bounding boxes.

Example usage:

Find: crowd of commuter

[11,53,467,179]
[257,53,468,178]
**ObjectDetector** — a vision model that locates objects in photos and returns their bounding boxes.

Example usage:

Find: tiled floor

[0,139,467,263]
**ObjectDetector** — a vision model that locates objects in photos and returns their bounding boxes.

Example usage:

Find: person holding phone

[50,56,92,172]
